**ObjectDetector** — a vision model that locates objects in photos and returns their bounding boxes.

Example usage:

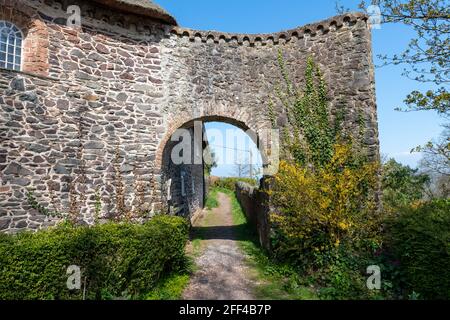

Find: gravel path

[182,192,257,300]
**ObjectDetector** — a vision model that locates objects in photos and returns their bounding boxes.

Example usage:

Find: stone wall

[0,0,379,232]
[235,181,271,251]
[161,125,206,218]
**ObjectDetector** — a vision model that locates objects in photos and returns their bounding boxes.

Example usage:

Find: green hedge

[0,215,189,300]
[386,199,450,299]
[211,177,257,191]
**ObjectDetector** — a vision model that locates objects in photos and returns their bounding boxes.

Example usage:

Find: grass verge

[145,250,196,300]
[211,187,319,300]
[146,274,191,300]
[205,188,220,210]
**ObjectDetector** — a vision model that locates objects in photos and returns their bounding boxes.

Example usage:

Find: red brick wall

[0,0,49,76]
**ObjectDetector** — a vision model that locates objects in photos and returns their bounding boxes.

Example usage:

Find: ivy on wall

[270,52,343,168]
[268,51,372,168]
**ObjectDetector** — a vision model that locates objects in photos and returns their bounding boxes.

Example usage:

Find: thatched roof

[92,0,177,25]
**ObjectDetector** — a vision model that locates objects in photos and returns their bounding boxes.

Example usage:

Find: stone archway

[155,101,270,172]
[0,1,378,232]
[157,115,269,220]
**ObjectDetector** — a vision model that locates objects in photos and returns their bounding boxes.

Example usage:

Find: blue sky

[154,0,444,175]
[204,122,263,178]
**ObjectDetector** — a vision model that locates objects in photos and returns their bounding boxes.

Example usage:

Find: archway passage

[160,117,264,219]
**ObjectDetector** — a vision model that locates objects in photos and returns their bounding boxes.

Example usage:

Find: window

[0,21,23,71]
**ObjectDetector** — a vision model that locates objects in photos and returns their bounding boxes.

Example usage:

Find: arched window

[0,21,23,71]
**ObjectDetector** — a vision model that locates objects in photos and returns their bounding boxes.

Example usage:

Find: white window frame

[0,21,24,72]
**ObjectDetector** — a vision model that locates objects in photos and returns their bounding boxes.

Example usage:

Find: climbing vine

[267,54,381,297]
[273,52,342,168]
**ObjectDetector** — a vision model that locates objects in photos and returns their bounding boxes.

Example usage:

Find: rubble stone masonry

[0,0,379,232]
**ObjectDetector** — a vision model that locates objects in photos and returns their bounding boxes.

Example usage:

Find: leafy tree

[416,127,450,198]
[415,126,450,176]
[337,0,450,189]
[232,152,259,178]
[358,0,450,116]
[203,146,217,176]
[382,158,430,208]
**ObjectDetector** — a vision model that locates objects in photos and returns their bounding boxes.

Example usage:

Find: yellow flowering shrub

[269,143,380,267]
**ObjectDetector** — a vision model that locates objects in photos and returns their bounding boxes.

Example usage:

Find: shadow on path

[182,192,260,300]
[191,224,251,241]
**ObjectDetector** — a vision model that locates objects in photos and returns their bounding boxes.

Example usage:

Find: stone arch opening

[159,115,269,220]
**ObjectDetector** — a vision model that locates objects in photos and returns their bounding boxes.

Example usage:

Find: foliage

[360,1,450,196]
[66,112,87,224]
[269,144,379,269]
[145,274,191,300]
[113,145,127,221]
[415,126,450,176]
[26,188,60,218]
[312,242,386,300]
[358,0,450,116]
[265,48,449,299]
[0,216,189,300]
[383,199,450,299]
[204,146,218,177]
[133,170,147,218]
[210,177,258,191]
[94,187,102,223]
[265,55,388,299]
[382,158,430,209]
[403,88,450,117]
[204,188,220,210]
[275,54,343,167]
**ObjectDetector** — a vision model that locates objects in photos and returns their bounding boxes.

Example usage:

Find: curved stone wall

[0,0,378,232]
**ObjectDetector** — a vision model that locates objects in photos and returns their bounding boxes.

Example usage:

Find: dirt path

[182,192,257,300]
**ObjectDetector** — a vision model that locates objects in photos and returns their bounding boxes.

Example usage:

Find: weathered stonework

[235,181,271,251]
[0,0,379,232]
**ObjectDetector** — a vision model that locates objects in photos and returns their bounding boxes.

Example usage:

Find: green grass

[190,191,222,256]
[191,238,203,255]
[204,188,220,210]
[145,249,197,300]
[146,274,191,300]
[209,187,319,300]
